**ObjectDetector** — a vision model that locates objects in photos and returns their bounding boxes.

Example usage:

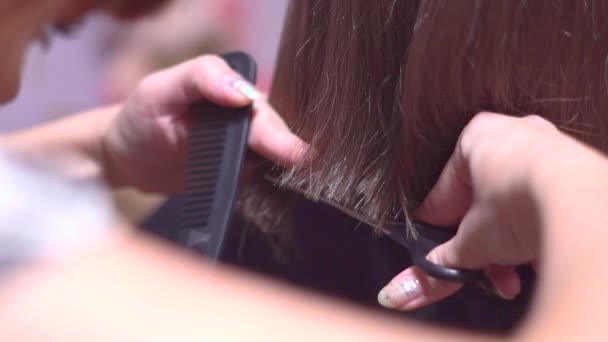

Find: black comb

[177,52,256,261]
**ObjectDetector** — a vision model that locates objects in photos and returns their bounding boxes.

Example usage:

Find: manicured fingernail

[495,287,516,300]
[230,78,260,100]
[377,278,422,309]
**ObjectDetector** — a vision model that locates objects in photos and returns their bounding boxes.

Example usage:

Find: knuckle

[190,55,234,93]
[135,73,158,97]
[138,73,156,88]
[464,112,509,138]
[459,112,504,160]
[522,114,557,132]
[523,114,545,122]
[426,245,449,265]
[457,127,474,158]
[468,112,499,131]
[189,55,230,98]
[193,54,225,71]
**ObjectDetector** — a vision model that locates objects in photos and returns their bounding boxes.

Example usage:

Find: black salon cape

[144,196,534,334]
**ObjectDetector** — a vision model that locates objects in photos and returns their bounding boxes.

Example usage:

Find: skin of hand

[100,54,307,193]
[378,112,569,310]
[4,116,608,340]
[3,129,608,340]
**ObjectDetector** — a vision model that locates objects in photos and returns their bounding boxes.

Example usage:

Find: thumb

[376,218,479,312]
[377,265,462,311]
[378,141,475,311]
[424,211,484,269]
[426,210,523,300]
[135,55,257,116]
[378,232,521,311]
[414,148,472,227]
[427,242,522,300]
[379,208,523,311]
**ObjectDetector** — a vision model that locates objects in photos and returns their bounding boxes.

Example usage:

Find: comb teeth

[176,51,256,260]
[180,119,227,239]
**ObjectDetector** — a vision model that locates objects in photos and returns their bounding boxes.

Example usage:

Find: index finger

[135,55,253,115]
[248,99,308,168]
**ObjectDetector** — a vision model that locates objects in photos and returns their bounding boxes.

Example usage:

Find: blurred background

[0,0,288,131]
[0,0,288,222]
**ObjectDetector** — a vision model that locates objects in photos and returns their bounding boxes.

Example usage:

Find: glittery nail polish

[377,278,422,309]
[230,78,260,100]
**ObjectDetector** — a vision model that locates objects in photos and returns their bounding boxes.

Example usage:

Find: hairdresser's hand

[378,112,568,310]
[101,55,306,193]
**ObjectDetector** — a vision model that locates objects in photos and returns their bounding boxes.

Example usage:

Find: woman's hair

[242,0,608,231]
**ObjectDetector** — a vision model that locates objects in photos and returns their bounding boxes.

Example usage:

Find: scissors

[384,221,498,295]
[265,174,499,296]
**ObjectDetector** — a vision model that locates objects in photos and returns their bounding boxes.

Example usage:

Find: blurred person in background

[0,1,304,203]
[0,0,285,222]
[0,0,305,316]
[102,0,247,102]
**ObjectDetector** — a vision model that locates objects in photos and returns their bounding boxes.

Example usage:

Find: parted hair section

[242,0,608,231]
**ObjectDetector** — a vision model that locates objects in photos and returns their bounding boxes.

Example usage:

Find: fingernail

[377,277,422,309]
[229,78,260,100]
[495,287,516,300]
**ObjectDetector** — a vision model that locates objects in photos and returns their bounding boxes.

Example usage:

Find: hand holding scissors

[378,113,562,310]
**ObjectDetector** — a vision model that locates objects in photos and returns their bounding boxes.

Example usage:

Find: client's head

[245,0,608,231]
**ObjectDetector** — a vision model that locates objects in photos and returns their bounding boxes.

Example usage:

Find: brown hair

[243,0,608,232]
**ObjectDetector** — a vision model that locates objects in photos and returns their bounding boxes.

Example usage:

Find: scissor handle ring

[396,221,500,296]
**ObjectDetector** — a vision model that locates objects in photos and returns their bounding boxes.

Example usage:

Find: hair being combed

[241,0,608,232]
